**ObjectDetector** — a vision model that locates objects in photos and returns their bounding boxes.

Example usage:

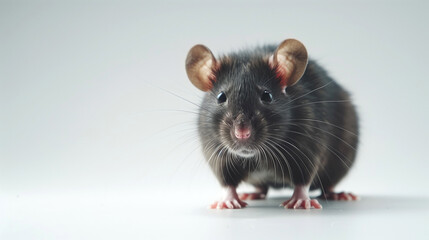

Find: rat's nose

[234,127,251,140]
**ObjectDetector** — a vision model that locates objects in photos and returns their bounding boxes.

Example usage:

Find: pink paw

[281,198,322,209]
[239,192,267,200]
[210,199,248,209]
[320,192,359,201]
[210,186,248,209]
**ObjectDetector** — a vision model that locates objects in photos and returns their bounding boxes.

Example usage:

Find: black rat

[185,39,359,209]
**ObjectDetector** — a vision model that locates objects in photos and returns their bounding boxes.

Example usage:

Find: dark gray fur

[198,45,358,194]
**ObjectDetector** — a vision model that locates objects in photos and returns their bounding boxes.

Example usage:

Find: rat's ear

[186,44,218,91]
[269,39,308,88]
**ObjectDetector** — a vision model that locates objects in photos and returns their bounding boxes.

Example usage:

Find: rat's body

[186,39,359,209]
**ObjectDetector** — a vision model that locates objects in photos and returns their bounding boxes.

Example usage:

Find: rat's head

[185,39,308,158]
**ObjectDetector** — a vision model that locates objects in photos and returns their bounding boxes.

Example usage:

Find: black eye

[261,90,273,103]
[217,91,227,104]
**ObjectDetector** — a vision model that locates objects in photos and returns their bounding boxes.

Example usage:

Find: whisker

[142,81,216,116]
[143,108,215,120]
[265,133,327,198]
[265,139,296,188]
[286,80,334,104]
[268,121,357,152]
[285,128,353,169]
[266,99,351,120]
[266,138,310,185]
[288,118,358,136]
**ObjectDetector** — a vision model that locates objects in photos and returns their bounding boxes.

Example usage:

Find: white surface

[1,0,429,239]
[1,192,428,240]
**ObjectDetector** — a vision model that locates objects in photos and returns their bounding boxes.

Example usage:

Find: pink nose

[234,127,251,139]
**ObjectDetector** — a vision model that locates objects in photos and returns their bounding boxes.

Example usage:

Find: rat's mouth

[220,132,258,158]
[229,145,257,158]
[220,116,259,158]
[237,148,257,157]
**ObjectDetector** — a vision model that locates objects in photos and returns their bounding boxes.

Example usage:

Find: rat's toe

[311,199,322,209]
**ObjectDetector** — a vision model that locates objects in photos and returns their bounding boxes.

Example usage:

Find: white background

[1,0,428,239]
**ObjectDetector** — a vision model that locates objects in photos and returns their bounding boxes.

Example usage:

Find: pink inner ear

[201,59,214,79]
[269,54,292,88]
[196,58,219,91]
[200,58,216,89]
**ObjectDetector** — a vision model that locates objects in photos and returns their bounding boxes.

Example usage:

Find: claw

[293,200,302,209]
[311,199,323,209]
[304,199,311,209]
[232,199,241,208]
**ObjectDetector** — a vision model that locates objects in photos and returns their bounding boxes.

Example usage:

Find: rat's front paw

[210,199,248,209]
[281,198,322,209]
[210,186,248,209]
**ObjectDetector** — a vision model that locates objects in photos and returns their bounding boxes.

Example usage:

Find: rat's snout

[232,113,252,140]
[234,127,251,140]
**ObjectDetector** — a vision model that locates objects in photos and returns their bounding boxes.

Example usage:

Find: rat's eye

[217,91,227,104]
[261,90,273,103]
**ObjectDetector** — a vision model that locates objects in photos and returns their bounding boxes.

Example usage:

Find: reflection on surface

[201,195,429,218]
[2,193,428,239]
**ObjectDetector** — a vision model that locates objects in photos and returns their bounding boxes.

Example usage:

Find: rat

[185,39,359,209]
